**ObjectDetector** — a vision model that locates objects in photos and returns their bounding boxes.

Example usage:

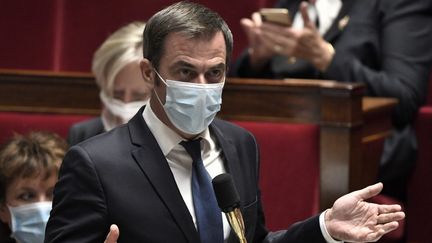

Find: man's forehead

[161,32,227,69]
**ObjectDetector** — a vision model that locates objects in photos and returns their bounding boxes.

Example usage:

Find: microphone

[212,173,247,243]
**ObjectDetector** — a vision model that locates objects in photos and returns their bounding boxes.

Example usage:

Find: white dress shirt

[292,0,342,35]
[142,105,342,242]
[143,105,231,240]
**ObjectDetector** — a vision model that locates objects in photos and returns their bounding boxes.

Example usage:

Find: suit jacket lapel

[210,122,247,243]
[128,110,200,243]
[323,0,355,42]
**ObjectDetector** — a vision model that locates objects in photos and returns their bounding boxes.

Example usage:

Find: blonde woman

[68,21,152,146]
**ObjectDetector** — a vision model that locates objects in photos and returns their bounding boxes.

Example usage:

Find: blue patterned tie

[180,139,224,243]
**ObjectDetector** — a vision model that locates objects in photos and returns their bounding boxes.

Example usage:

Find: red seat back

[0,111,94,143]
[406,107,432,242]
[233,121,320,230]
[405,70,432,243]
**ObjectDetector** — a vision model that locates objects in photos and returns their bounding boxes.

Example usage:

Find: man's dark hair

[143,1,233,69]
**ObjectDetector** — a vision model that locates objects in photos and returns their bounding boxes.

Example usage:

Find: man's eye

[206,69,224,82]
[179,69,191,76]
[209,69,223,77]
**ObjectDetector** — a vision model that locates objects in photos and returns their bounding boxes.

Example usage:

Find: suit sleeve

[45,146,110,243]
[66,125,79,146]
[324,0,432,127]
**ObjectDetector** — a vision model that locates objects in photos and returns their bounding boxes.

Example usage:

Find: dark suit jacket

[67,117,105,146]
[45,108,326,242]
[232,0,432,193]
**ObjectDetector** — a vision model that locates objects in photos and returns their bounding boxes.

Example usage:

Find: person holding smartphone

[232,0,432,203]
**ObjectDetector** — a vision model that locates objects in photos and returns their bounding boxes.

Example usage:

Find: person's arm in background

[232,1,331,79]
[233,0,432,126]
[323,0,432,126]
[232,11,278,79]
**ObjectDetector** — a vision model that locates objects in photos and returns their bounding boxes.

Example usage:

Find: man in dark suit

[45,2,404,242]
[232,0,432,202]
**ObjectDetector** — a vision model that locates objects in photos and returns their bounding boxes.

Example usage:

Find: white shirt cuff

[319,210,344,243]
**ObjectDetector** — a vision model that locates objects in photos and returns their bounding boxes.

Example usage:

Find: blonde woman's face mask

[100,61,153,131]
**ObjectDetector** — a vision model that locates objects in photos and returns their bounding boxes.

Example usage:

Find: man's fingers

[252,12,262,24]
[378,204,402,214]
[362,230,385,242]
[380,221,400,234]
[299,1,311,26]
[353,182,383,200]
[362,222,399,242]
[104,224,120,243]
[377,211,405,224]
[240,18,255,35]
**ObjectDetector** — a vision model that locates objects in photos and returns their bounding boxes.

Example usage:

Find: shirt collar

[142,105,212,156]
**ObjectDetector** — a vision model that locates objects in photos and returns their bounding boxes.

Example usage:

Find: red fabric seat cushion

[233,121,320,230]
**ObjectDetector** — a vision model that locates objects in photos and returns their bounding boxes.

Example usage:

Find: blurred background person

[68,21,152,146]
[232,0,432,202]
[0,131,68,243]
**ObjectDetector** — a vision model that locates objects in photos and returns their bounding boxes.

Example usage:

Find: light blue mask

[154,70,224,135]
[9,201,52,243]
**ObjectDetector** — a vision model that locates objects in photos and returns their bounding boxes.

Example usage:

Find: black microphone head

[212,173,240,213]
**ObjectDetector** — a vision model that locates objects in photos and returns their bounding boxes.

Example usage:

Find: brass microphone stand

[226,208,247,243]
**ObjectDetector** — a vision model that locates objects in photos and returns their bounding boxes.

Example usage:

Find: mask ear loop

[153,68,168,86]
[152,69,168,107]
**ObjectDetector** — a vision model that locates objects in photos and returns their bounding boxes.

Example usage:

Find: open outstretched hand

[325,183,405,242]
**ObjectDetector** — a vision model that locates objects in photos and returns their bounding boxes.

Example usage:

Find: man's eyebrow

[171,61,195,69]
[209,63,227,70]
[170,61,227,70]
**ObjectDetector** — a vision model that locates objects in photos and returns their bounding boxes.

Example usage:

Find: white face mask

[154,70,224,135]
[100,91,147,131]
[8,201,52,243]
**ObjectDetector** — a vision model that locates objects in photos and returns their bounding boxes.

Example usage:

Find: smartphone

[259,8,291,26]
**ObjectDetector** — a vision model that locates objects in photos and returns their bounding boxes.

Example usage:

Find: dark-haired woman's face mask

[0,172,57,243]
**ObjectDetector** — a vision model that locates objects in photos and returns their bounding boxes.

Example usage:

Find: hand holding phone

[259,8,292,26]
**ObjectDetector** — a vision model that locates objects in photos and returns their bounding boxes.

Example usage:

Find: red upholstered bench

[0,111,94,143]
[232,121,320,230]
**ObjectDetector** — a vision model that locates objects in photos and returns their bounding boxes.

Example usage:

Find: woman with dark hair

[0,131,67,243]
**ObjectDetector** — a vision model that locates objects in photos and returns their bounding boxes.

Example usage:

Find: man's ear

[140,59,155,85]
